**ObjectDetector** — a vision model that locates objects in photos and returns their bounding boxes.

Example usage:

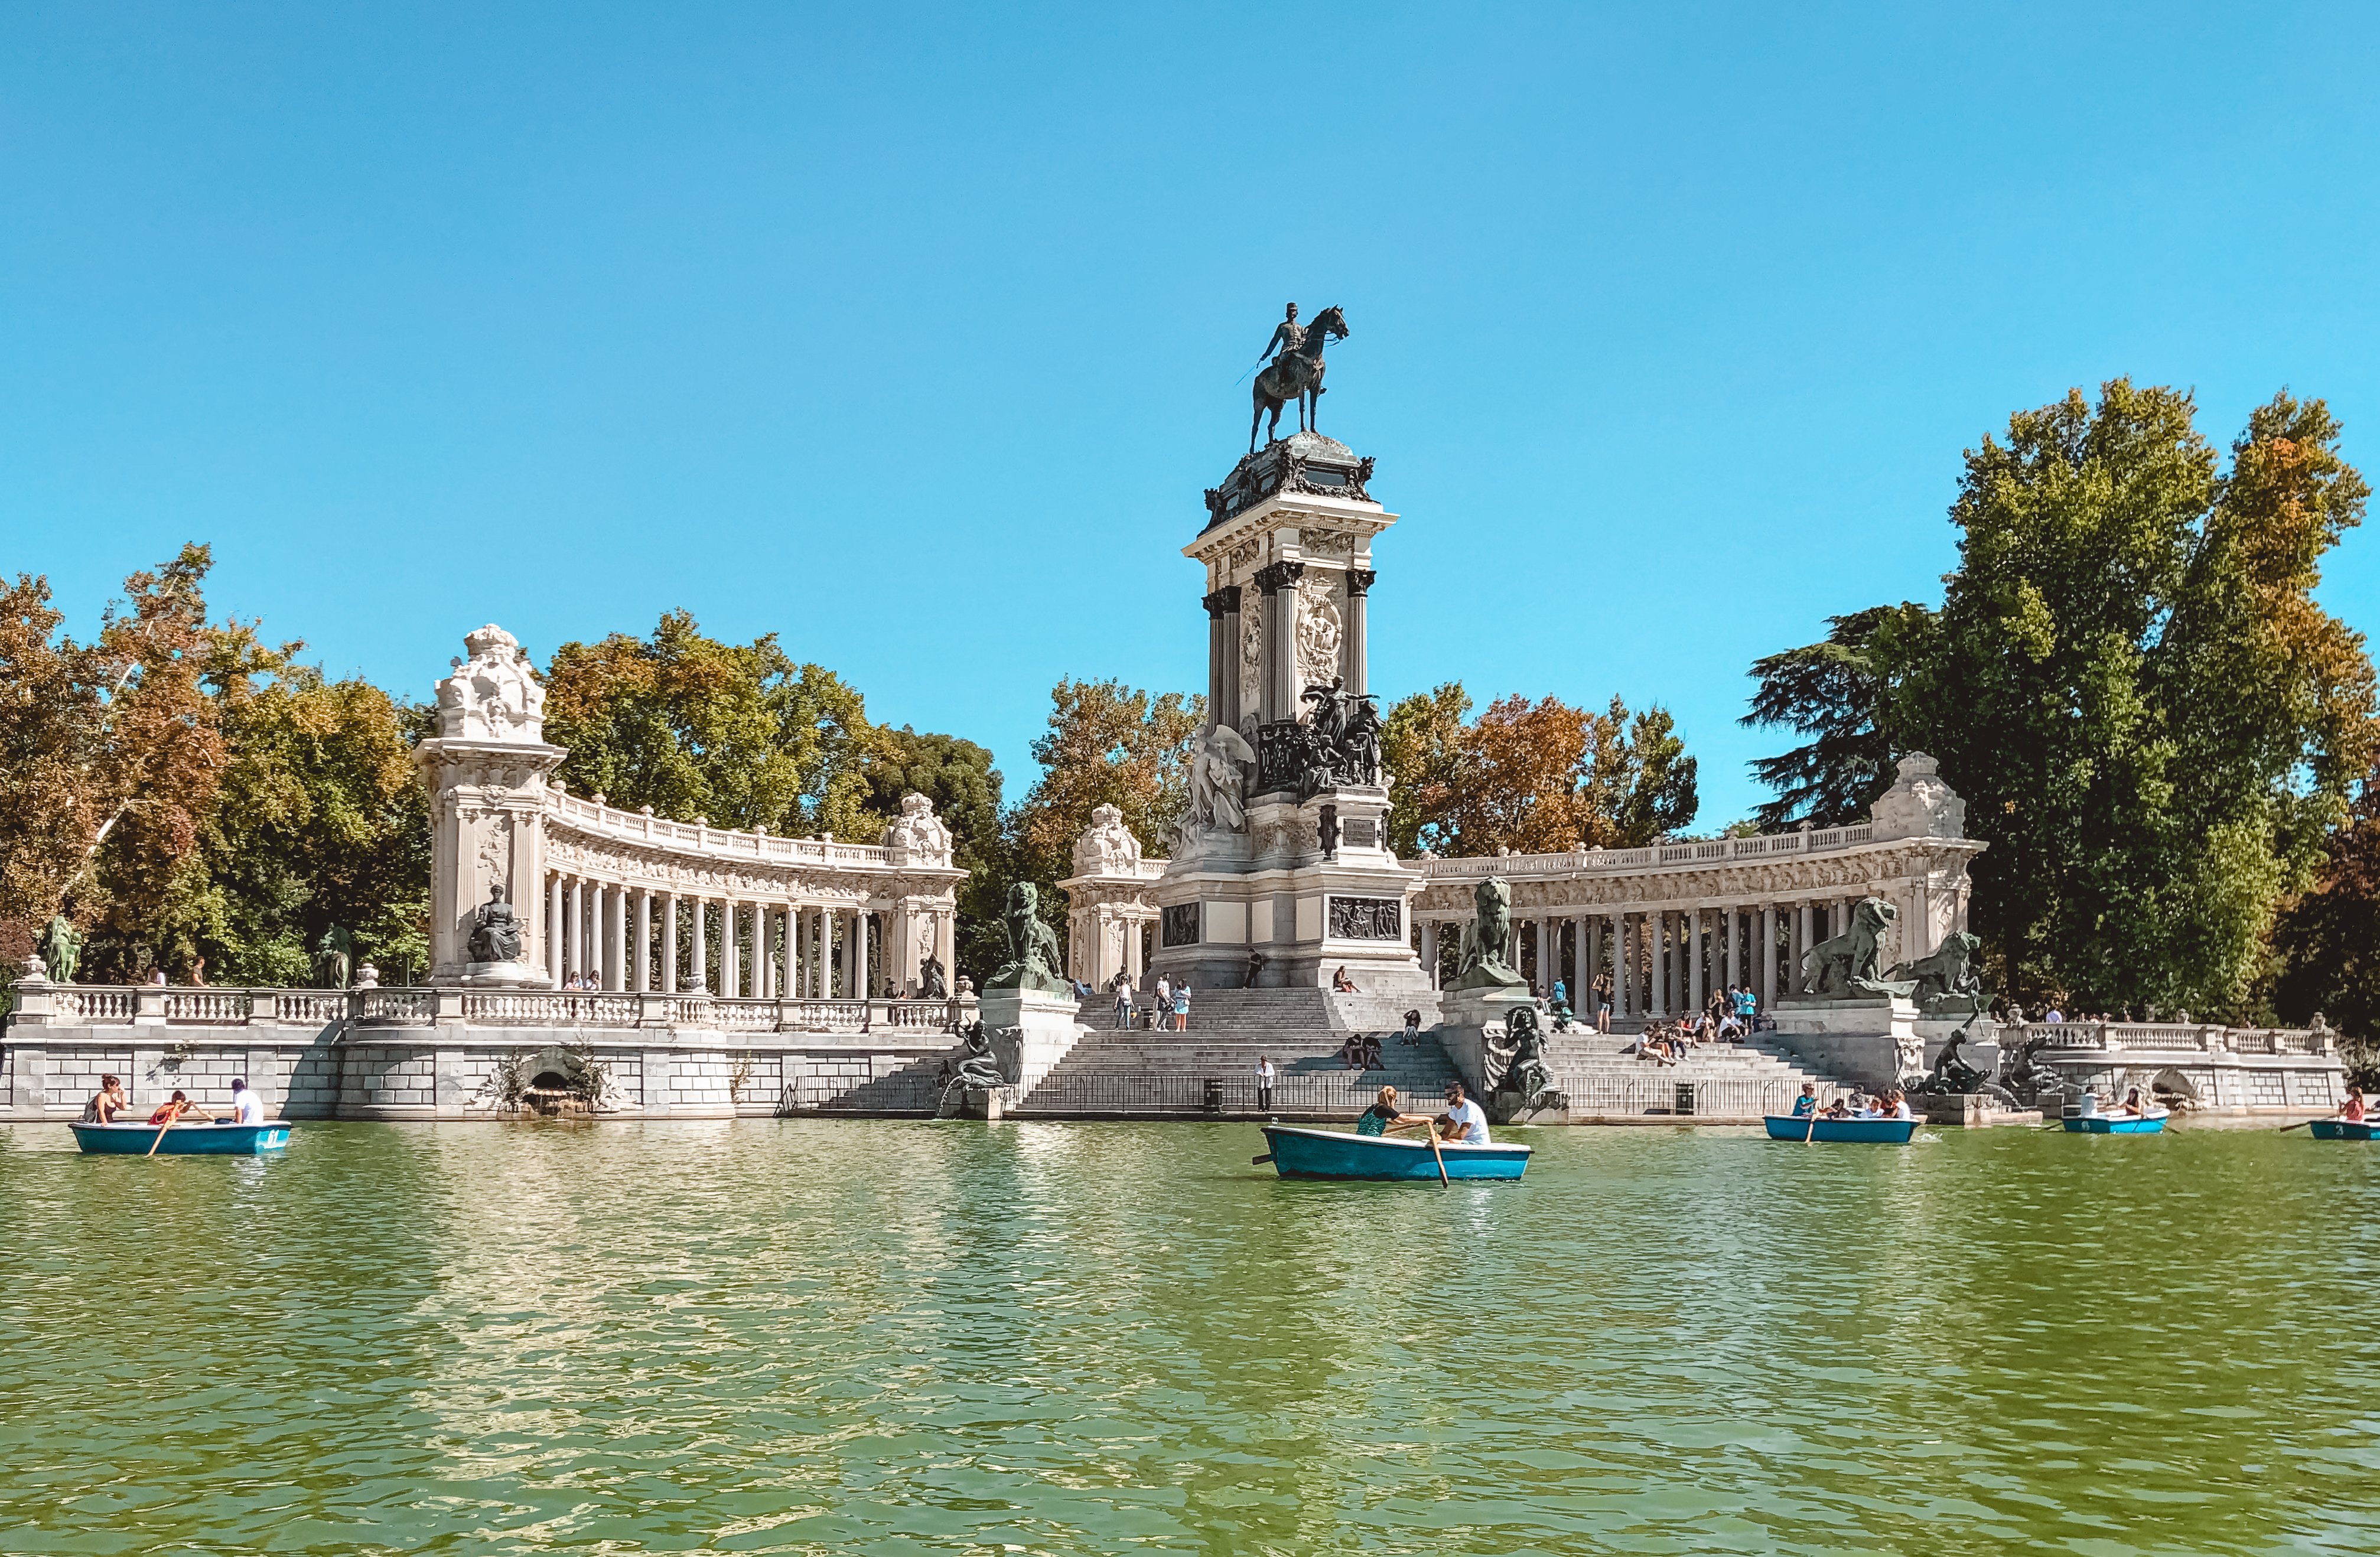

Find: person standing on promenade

[1255,1055,1277,1113]
[1111,973,1134,1030]
[1171,982,1190,1032]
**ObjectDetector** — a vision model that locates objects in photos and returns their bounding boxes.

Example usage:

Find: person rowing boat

[2336,1088,2367,1123]
[1353,1084,1431,1136]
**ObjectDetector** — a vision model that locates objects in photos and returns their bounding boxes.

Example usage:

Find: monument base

[435,960,555,989]
[1150,783,1427,994]
[1435,986,1538,1097]
[975,987,1086,1097]
[1769,996,1923,1090]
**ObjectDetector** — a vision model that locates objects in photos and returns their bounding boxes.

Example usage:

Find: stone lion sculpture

[1886,930,1984,1013]
[985,883,1069,995]
[1450,875,1528,992]
[1800,895,1918,999]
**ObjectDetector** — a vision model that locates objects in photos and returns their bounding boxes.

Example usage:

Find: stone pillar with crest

[415,624,565,987]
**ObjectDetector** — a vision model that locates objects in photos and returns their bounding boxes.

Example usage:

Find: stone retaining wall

[1,1022,967,1122]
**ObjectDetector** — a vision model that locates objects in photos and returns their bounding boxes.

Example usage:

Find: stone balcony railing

[6,982,974,1037]
[2008,1019,2331,1057]
[1421,824,1878,880]
[548,791,951,871]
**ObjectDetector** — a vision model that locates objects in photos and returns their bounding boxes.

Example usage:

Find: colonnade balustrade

[541,874,883,1001]
[1412,897,1878,1018]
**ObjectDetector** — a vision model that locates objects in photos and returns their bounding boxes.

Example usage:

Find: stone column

[1581,916,1598,1015]
[1606,913,1624,1018]
[689,897,708,995]
[632,891,651,993]
[661,893,678,994]
[1203,587,1241,732]
[1794,903,1812,994]
[1253,561,1304,724]
[607,885,626,992]
[855,910,872,999]
[1722,906,1738,994]
[1646,912,1665,1018]
[1687,910,1704,1014]
[1758,904,1774,1009]
[1419,918,1438,988]
[1343,568,1375,698]
[548,875,565,984]
[565,879,584,982]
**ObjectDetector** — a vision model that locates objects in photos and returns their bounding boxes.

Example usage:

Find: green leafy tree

[2272,764,2380,1049]
[1005,679,1202,958]
[543,611,877,840]
[1382,683,1698,855]
[1741,605,1933,829]
[1792,380,2380,1015]
[866,725,1007,978]
[181,659,432,986]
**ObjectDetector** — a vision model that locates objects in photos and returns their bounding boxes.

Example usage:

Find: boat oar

[2278,1119,2319,1132]
[145,1106,189,1157]
[1803,1105,1819,1144]
[1424,1121,1450,1187]
[1251,1151,1274,1164]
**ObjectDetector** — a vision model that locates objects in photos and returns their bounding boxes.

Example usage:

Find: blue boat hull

[1260,1125,1530,1181]
[2063,1112,2167,1134]
[70,1121,291,1155]
[2310,1119,2377,1141]
[1763,1115,1917,1143]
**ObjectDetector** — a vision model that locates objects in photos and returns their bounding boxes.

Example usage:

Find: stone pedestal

[1152,783,1425,992]
[1769,996,1923,1089]
[1153,432,1424,995]
[976,987,1085,1098]
[1918,1092,1987,1127]
[415,626,564,988]
[1434,986,1538,1097]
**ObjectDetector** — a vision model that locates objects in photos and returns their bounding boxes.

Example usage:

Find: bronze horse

[1251,304,1348,452]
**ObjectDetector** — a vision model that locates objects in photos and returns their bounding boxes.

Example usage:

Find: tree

[0,571,103,940]
[1741,605,1933,830]
[1382,683,1698,855]
[1006,679,1202,946]
[866,725,1006,977]
[2272,765,2380,1048]
[542,611,878,840]
[1583,699,1700,847]
[66,548,239,984]
[181,661,432,986]
[1769,381,2378,1015]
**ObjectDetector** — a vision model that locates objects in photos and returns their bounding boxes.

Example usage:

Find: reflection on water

[2,1120,2376,1554]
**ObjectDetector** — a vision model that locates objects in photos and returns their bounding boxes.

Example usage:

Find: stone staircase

[1015,988,1458,1119]
[1535,1025,1837,1120]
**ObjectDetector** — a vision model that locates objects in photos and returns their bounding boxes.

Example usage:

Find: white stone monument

[415,624,565,987]
[1151,432,1427,992]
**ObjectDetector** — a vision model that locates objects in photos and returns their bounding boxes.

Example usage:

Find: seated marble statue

[467,885,523,964]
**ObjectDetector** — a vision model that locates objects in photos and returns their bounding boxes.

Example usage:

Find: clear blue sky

[6,4,2378,826]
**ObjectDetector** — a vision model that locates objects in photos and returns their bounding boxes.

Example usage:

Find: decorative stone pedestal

[1434,986,1538,1097]
[452,959,551,989]
[976,987,1086,1099]
[1769,996,1923,1090]
[1155,783,1425,992]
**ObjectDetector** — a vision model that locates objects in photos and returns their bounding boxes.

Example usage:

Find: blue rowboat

[2309,1118,2378,1141]
[1763,1115,1918,1144]
[69,1120,292,1156]
[2063,1109,2168,1135]
[1258,1125,1531,1181]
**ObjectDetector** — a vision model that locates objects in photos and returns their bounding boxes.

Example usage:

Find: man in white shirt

[1436,1082,1490,1145]
[1254,1055,1277,1112]
[219,1077,266,1125]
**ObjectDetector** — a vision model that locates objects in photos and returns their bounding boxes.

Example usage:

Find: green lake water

[2,1119,2376,1556]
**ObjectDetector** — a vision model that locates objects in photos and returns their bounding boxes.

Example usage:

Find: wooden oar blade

[1251,1152,1274,1164]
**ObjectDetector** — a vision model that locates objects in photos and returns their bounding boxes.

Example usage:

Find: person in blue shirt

[1790,1082,1818,1118]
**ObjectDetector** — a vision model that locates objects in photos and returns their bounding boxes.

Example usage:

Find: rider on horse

[1257,303,1304,369]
